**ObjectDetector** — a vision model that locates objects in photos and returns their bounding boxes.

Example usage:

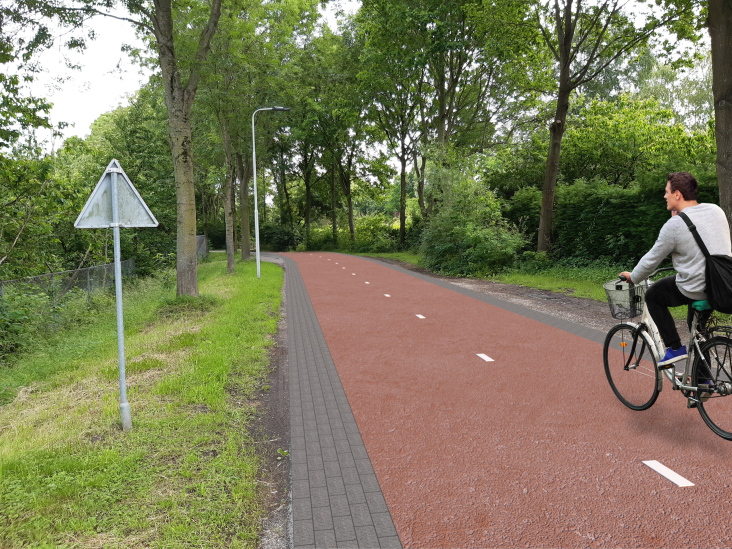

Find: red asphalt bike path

[283,252,732,548]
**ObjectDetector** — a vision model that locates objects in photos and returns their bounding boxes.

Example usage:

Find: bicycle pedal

[687,398,698,409]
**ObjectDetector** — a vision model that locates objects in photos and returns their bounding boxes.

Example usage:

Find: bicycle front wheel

[603,324,660,411]
[693,336,732,441]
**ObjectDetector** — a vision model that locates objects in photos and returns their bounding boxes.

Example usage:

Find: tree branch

[184,0,223,110]
[59,6,154,34]
[536,5,560,61]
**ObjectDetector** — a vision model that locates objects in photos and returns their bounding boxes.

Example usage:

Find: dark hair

[668,172,698,201]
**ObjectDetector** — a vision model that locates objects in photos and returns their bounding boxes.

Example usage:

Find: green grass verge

[206,251,228,262]
[0,259,283,548]
[347,251,421,266]
[352,251,694,321]
[491,264,694,320]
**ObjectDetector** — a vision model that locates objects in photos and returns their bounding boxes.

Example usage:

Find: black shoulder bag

[678,211,732,314]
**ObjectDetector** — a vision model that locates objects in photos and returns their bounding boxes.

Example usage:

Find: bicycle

[602,267,732,441]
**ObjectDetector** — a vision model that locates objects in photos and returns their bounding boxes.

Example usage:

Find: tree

[532,0,692,252]
[63,0,223,295]
[708,0,732,231]
[357,3,425,246]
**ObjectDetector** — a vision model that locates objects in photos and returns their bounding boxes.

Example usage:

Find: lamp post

[252,106,290,278]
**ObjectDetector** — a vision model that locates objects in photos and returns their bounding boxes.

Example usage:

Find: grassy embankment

[0,259,282,548]
[348,251,421,266]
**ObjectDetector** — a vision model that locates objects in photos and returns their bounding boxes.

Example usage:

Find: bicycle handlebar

[619,266,675,284]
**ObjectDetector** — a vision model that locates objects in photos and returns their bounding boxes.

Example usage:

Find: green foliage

[495,95,717,261]
[52,85,176,272]
[488,95,716,198]
[154,253,177,290]
[260,222,296,252]
[0,283,105,364]
[420,167,525,276]
[303,214,402,253]
[503,177,719,265]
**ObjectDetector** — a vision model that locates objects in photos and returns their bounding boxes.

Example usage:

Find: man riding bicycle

[619,172,732,368]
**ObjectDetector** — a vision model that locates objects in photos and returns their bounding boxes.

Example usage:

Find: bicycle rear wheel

[693,336,732,440]
[603,324,660,411]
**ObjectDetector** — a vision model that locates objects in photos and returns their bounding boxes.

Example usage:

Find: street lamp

[252,106,290,278]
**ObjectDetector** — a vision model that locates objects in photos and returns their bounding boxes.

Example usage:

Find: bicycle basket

[603,279,648,320]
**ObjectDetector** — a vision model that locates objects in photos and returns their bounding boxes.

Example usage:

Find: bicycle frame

[622,303,708,396]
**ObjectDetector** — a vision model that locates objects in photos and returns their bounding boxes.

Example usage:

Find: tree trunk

[223,169,235,273]
[414,151,429,218]
[399,155,407,247]
[232,175,238,254]
[202,193,208,245]
[347,194,355,241]
[168,128,200,295]
[281,164,295,238]
[436,51,447,147]
[261,169,267,223]
[537,88,571,252]
[331,162,338,246]
[304,169,312,246]
[236,152,251,259]
[151,0,221,296]
[338,163,355,241]
[220,118,235,273]
[709,0,732,233]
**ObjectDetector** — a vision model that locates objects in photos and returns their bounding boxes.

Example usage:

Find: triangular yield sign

[74,159,159,229]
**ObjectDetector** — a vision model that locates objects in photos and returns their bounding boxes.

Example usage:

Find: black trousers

[644,275,695,349]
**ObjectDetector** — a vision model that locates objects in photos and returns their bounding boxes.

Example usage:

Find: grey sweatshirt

[631,203,732,300]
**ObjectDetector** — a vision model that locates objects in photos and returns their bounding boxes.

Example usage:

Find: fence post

[87,268,91,305]
[0,280,4,313]
[50,272,57,332]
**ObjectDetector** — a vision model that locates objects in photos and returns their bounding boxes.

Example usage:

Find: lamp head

[272,106,290,112]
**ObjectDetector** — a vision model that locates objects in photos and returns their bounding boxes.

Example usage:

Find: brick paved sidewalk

[266,254,402,549]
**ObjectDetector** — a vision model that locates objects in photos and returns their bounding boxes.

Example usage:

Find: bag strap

[678,211,711,259]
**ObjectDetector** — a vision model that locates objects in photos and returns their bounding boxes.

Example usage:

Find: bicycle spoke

[604,324,659,410]
[695,336,732,441]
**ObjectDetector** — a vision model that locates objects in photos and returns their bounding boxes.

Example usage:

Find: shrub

[502,177,720,265]
[260,222,296,251]
[420,170,525,276]
[302,215,400,253]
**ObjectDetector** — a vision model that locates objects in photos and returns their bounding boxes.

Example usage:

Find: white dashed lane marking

[415,315,425,319]
[477,354,494,362]
[384,294,391,297]
[642,461,694,487]
[365,282,370,284]
[352,273,356,275]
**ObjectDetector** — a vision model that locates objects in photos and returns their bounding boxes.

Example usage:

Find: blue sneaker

[658,345,688,368]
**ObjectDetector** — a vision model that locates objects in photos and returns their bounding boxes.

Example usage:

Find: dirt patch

[369,256,692,343]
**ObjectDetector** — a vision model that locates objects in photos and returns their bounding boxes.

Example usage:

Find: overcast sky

[30,14,150,148]
[29,1,360,149]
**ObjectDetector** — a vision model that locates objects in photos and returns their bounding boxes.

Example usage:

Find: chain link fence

[0,260,135,355]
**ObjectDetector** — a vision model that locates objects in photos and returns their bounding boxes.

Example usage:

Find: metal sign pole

[75,159,158,433]
[252,110,261,279]
[110,169,132,431]
[251,106,289,279]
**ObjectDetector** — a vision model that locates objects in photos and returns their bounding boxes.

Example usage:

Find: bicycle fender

[636,330,665,393]
[627,324,665,393]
